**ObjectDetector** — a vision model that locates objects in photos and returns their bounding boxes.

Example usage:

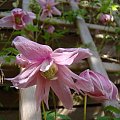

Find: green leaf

[114,118,120,120]
[1,47,19,55]
[13,30,26,36]
[115,28,120,33]
[44,111,71,120]
[104,105,120,114]
[97,116,111,120]
[99,0,112,12]
[4,56,16,63]
[57,114,71,120]
[111,4,119,11]
[25,24,39,32]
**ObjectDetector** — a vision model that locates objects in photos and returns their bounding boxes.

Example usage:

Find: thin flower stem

[42,101,47,120]
[52,91,57,120]
[83,94,87,120]
[35,9,42,42]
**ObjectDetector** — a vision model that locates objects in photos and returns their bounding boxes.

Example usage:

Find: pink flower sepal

[77,69,119,101]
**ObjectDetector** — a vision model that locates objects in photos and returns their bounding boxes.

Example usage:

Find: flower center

[14,14,22,25]
[41,63,58,80]
[46,3,52,10]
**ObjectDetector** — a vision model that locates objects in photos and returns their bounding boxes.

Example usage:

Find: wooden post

[19,86,41,120]
[69,1,120,118]
[19,0,41,120]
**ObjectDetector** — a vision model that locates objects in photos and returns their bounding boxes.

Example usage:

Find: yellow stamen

[41,63,58,80]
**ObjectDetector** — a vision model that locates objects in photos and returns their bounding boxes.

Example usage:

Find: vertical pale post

[69,1,120,117]
[19,0,41,120]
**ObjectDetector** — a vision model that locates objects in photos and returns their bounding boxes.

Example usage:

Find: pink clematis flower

[76,69,118,101]
[38,0,61,20]
[0,8,36,30]
[99,13,114,25]
[6,36,92,110]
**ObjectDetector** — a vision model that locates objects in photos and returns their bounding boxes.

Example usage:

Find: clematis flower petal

[38,0,46,7]
[52,48,92,65]
[0,16,13,28]
[52,7,61,15]
[13,36,52,62]
[6,64,40,88]
[51,79,73,109]
[35,77,46,110]
[23,12,36,23]
[40,11,48,20]
[61,66,94,92]
[58,65,78,91]
[77,69,119,101]
[16,54,31,68]
[43,80,50,109]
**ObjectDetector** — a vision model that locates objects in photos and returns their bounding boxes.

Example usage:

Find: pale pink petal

[111,84,119,100]
[61,66,93,92]
[52,48,92,65]
[0,16,13,28]
[35,77,46,110]
[79,69,118,100]
[51,79,73,109]
[38,0,46,7]
[13,36,52,62]
[23,12,36,23]
[35,75,50,110]
[6,63,40,88]
[47,25,55,33]
[6,64,38,81]
[27,12,36,19]
[16,54,31,68]
[58,65,78,91]
[43,80,50,109]
[40,59,53,72]
[89,70,115,97]
[40,11,48,20]
[52,7,61,16]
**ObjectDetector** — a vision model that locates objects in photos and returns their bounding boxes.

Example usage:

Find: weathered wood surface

[19,86,41,120]
[69,0,120,118]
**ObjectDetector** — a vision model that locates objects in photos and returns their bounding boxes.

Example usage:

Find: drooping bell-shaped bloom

[76,69,118,101]
[6,36,92,110]
[99,13,114,25]
[38,0,61,20]
[0,8,36,30]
